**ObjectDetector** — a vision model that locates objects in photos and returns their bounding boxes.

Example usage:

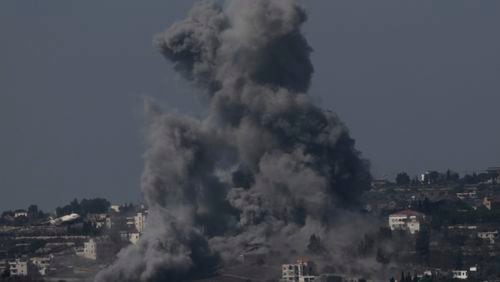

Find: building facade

[452,270,468,280]
[134,212,147,233]
[79,237,114,260]
[281,259,316,282]
[8,259,29,276]
[388,210,425,234]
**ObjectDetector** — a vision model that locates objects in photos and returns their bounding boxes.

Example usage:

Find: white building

[14,211,28,218]
[388,210,425,234]
[281,259,316,282]
[78,238,114,260]
[452,270,468,280]
[82,238,98,260]
[8,259,29,276]
[129,232,141,245]
[134,212,147,233]
[105,216,113,229]
[477,230,498,243]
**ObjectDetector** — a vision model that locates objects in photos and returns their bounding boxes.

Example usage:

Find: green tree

[27,205,38,216]
[1,263,10,278]
[428,171,440,184]
[445,170,460,183]
[56,198,110,217]
[28,239,46,253]
[415,227,430,263]
[357,234,375,256]
[406,272,412,282]
[400,271,406,282]
[307,234,325,254]
[376,248,390,264]
[396,172,411,186]
[454,251,464,269]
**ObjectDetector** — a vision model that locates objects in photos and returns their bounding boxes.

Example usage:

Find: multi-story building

[126,216,136,229]
[8,259,29,276]
[388,210,425,234]
[452,270,468,280]
[79,237,114,260]
[134,212,147,233]
[281,259,316,282]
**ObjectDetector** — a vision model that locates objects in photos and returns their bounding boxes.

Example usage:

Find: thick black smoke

[96,1,373,281]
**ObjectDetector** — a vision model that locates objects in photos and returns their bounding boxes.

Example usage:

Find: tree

[428,171,440,184]
[445,170,460,183]
[307,234,325,254]
[415,227,430,263]
[1,263,10,278]
[28,239,46,253]
[396,172,411,186]
[27,205,38,216]
[400,271,406,282]
[376,248,390,264]
[377,227,392,241]
[27,204,44,220]
[80,198,110,215]
[454,251,464,269]
[462,173,479,184]
[357,234,375,256]
[56,198,111,217]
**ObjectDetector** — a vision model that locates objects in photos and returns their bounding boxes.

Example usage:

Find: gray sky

[1,1,499,211]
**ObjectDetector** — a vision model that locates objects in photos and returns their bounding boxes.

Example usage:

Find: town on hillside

[1,167,500,282]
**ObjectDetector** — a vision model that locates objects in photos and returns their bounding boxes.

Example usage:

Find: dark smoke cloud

[96,0,374,281]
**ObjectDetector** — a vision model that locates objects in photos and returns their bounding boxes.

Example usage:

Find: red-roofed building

[483,196,500,210]
[388,209,425,234]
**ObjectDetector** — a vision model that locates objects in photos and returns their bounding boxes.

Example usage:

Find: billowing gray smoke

[95,0,373,281]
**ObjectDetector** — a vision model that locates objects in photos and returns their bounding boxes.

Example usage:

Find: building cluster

[281,259,316,282]
[388,209,425,234]
[364,167,500,281]
[2,166,500,281]
[280,259,371,282]
[0,202,148,280]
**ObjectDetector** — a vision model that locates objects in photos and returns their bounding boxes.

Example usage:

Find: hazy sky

[1,1,499,211]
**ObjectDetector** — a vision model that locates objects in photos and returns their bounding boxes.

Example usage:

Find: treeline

[0,205,45,226]
[55,198,110,217]
[412,198,500,227]
[1,198,112,225]
[393,170,498,186]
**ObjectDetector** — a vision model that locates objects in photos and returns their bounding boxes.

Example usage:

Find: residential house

[388,210,425,234]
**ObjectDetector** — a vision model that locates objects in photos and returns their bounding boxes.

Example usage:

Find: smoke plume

[96,0,374,281]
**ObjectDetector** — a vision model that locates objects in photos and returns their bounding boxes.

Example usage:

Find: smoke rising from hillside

[95,0,373,281]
